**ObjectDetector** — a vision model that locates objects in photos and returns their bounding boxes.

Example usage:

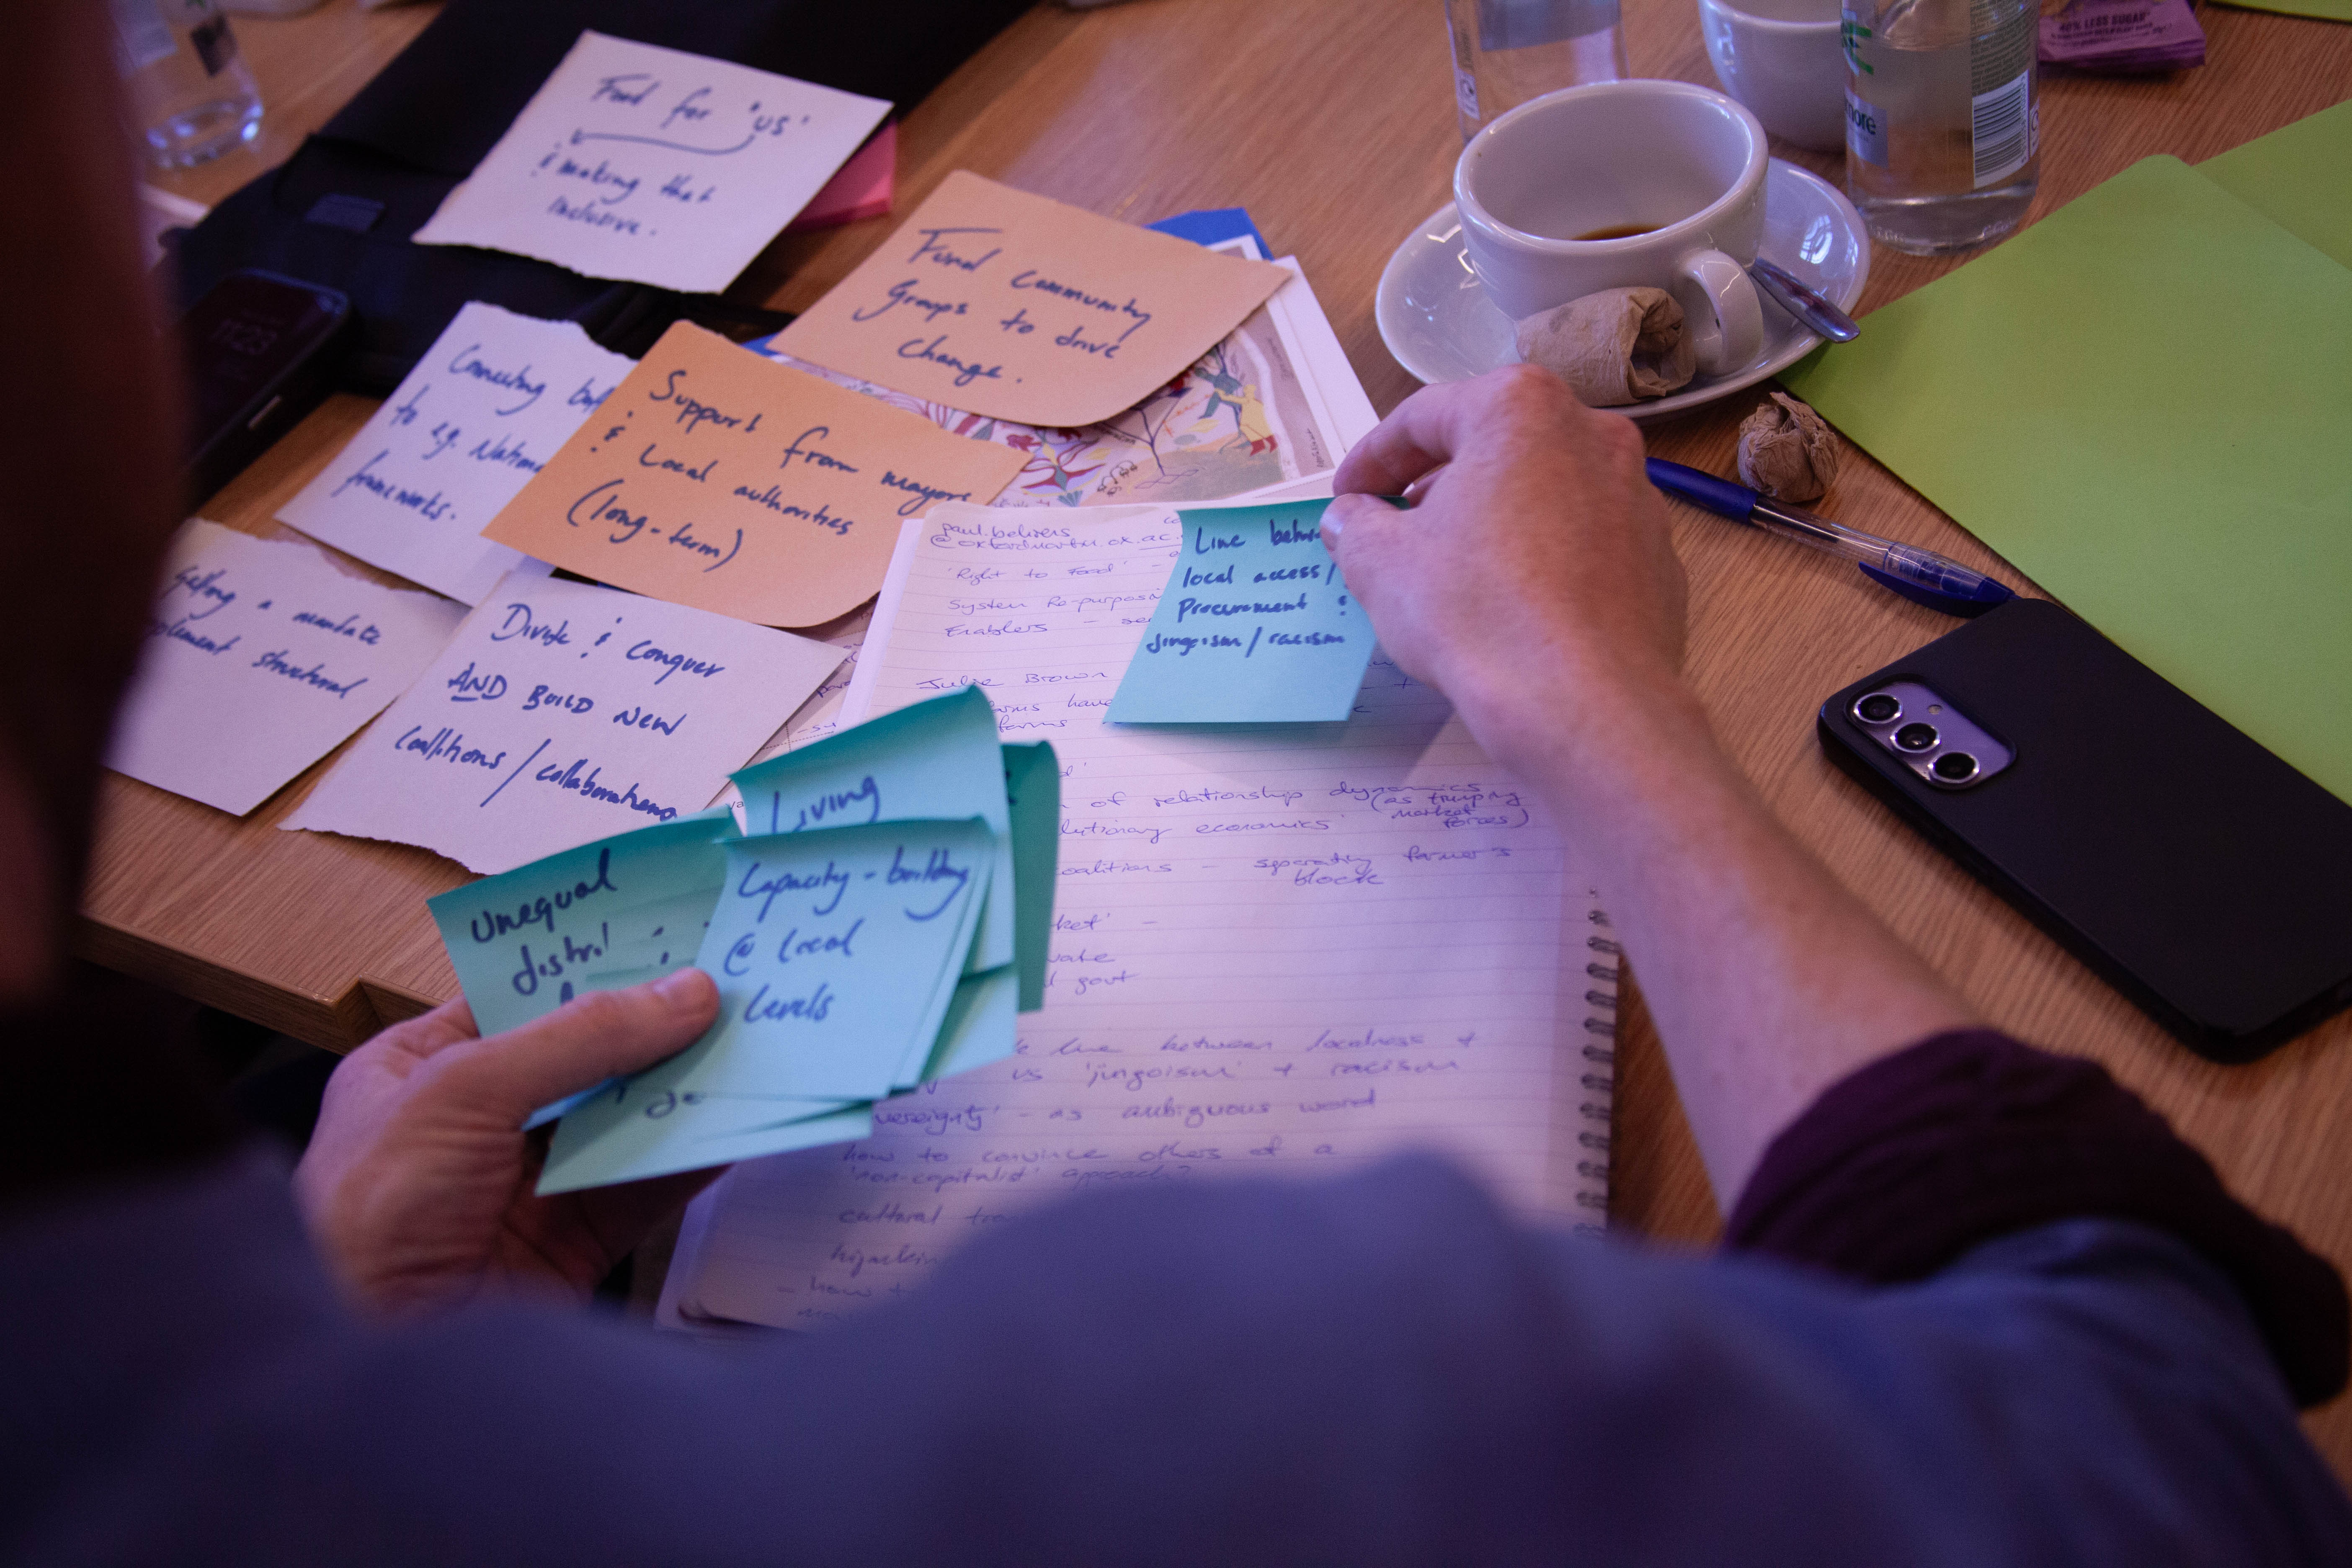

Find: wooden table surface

[127,0,2352,1472]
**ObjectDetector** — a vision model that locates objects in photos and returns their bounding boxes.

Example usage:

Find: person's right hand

[1320,366,1688,725]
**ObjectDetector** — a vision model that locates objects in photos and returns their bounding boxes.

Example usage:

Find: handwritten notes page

[278,304,634,605]
[1109,501,1375,723]
[756,257,1379,511]
[484,323,1026,628]
[773,171,1290,428]
[108,521,467,815]
[660,503,1609,1330]
[413,32,890,293]
[282,571,843,874]
[539,819,997,1194]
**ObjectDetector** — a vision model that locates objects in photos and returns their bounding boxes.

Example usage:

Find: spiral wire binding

[1570,902,1620,1237]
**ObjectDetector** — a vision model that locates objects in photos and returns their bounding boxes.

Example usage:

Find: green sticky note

[426,807,736,1039]
[732,685,1015,977]
[537,818,997,1194]
[1002,741,1060,1011]
[1107,501,1373,723]
[2198,101,2352,271]
[1781,155,2352,806]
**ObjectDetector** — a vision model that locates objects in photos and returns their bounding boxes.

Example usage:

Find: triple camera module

[1849,682,2014,789]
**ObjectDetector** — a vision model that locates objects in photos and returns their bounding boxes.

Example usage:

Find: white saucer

[1374,160,1869,421]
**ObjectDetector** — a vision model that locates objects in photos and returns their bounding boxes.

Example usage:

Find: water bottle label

[1969,70,2033,188]
[108,0,178,76]
[1845,89,1888,168]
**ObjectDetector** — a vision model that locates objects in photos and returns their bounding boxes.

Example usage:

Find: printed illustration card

[413,32,890,293]
[282,570,843,873]
[1107,500,1373,723]
[108,521,467,815]
[278,303,635,605]
[536,818,997,1193]
[772,171,1290,428]
[483,323,1026,627]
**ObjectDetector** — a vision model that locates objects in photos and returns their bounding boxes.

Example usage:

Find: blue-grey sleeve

[5,1150,2347,1567]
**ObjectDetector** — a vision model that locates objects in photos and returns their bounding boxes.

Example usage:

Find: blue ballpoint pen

[1644,458,2014,617]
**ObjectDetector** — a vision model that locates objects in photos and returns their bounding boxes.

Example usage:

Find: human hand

[1321,366,1688,732]
[293,970,723,1317]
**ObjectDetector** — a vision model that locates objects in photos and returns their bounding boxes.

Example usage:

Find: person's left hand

[293,969,723,1316]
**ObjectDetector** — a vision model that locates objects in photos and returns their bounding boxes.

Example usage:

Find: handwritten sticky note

[278,304,633,605]
[426,807,736,1039]
[107,520,467,816]
[483,323,1024,628]
[772,170,1290,428]
[412,32,890,294]
[536,818,995,1193]
[282,570,842,873]
[1002,741,1059,1011]
[1107,501,1372,723]
[732,685,1015,975]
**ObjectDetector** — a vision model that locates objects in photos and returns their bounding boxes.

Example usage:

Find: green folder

[2205,0,2351,23]
[1781,154,2352,806]
[2197,100,2352,271]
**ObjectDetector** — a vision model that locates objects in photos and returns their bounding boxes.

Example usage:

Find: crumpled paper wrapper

[1736,392,1840,502]
[2040,0,2205,73]
[1515,287,1697,407]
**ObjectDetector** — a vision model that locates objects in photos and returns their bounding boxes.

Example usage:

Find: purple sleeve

[1723,1027,2348,1406]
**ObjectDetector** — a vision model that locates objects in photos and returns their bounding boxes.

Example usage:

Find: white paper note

[662,503,1608,1329]
[283,571,844,874]
[108,521,467,816]
[278,304,635,605]
[413,32,892,293]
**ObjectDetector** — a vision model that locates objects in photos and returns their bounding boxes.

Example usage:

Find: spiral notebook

[658,503,1617,1331]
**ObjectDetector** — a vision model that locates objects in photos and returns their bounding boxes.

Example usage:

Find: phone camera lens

[1932,751,1979,783]
[1856,693,1901,724]
[1894,722,1939,753]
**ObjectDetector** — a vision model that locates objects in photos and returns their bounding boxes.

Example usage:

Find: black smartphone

[176,269,354,508]
[1817,596,2352,1063]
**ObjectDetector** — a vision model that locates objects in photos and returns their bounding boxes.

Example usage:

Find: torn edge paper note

[107,520,467,815]
[282,570,843,872]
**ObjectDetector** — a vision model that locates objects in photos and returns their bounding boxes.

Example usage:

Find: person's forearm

[1453,650,1980,1203]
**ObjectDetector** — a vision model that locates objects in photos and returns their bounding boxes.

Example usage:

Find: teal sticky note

[732,685,1015,977]
[426,807,737,1040]
[1001,741,1059,1011]
[539,1101,872,1197]
[535,818,997,1194]
[1107,501,1372,723]
[921,963,1019,1083]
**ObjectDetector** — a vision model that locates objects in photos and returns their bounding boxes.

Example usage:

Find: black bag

[169,0,1035,393]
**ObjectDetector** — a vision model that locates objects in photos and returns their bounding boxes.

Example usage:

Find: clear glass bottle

[1444,0,1630,142]
[1839,0,2039,254]
[110,0,265,170]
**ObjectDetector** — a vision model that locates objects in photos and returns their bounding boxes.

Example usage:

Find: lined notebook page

[662,504,1615,1330]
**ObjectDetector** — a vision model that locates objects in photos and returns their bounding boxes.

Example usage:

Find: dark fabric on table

[1725,1027,2350,1407]
[169,0,1034,392]
[7,1150,2350,1565]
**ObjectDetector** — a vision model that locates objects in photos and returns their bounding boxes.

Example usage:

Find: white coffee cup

[1454,79,1768,377]
[1699,0,1847,152]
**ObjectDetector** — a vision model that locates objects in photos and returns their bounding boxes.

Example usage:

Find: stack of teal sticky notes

[1109,500,1375,724]
[424,687,1058,1194]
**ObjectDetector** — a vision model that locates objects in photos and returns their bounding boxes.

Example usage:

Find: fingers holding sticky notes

[484,322,1027,628]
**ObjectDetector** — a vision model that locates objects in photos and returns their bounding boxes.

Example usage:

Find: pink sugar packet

[2040,0,2207,72]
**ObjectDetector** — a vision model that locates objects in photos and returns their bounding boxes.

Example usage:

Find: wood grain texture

[105,0,2352,1469]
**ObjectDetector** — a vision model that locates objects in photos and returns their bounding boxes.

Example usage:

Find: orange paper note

[773,171,1290,428]
[484,322,1025,627]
